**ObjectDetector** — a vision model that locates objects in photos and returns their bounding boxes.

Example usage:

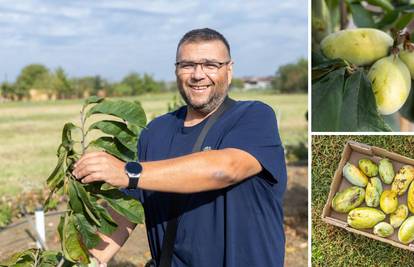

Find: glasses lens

[176,61,227,74]
[202,62,221,74]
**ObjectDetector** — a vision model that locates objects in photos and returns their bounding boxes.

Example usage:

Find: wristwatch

[125,161,143,189]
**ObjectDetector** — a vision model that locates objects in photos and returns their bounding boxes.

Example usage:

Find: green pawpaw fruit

[368,55,411,115]
[321,28,393,66]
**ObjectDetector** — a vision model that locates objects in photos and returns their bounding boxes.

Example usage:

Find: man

[73,28,287,267]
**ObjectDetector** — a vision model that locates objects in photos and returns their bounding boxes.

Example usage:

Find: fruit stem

[346,64,357,75]
[406,19,414,35]
[339,0,348,30]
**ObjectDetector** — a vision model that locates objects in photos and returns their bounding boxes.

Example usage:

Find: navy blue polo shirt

[123,100,287,267]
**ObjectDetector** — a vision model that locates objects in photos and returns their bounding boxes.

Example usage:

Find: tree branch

[340,0,348,30]
[406,19,414,34]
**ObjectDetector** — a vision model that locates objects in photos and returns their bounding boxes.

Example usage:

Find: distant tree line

[0,64,168,101]
[272,58,307,93]
[0,59,307,100]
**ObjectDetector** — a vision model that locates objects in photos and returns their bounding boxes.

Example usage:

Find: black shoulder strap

[158,97,236,267]
[192,97,236,153]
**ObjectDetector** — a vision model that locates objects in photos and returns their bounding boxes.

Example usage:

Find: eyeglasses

[175,60,231,75]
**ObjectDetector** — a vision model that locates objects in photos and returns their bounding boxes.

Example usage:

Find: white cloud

[84,0,197,15]
[0,0,307,81]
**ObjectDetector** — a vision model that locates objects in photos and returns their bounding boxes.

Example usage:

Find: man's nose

[191,64,207,80]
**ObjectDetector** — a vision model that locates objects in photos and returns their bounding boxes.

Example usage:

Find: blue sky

[0,0,308,82]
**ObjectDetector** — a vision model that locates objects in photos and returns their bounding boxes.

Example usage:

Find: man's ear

[227,61,234,86]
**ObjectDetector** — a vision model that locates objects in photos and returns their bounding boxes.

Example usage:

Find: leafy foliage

[15,64,50,99]
[312,61,392,131]
[0,249,71,267]
[340,69,391,131]
[0,204,12,228]
[0,96,146,266]
[167,93,185,112]
[272,58,308,93]
[312,68,345,131]
[312,0,414,131]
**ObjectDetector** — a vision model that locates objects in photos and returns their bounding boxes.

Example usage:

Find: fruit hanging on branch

[367,54,411,115]
[0,96,147,266]
[400,46,414,78]
[312,0,414,131]
[321,28,394,66]
[313,28,414,131]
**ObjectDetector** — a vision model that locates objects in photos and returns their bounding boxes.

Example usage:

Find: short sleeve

[220,101,286,183]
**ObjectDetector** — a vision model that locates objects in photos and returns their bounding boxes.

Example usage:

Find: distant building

[239,76,273,90]
[29,89,57,101]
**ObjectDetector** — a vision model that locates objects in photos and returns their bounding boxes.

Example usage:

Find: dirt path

[0,165,307,266]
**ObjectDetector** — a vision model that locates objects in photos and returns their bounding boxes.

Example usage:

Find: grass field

[0,91,307,197]
[312,136,414,267]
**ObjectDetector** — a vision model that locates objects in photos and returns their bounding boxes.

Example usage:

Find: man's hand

[72,151,129,188]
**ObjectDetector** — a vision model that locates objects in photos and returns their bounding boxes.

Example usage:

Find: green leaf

[349,3,376,28]
[63,214,90,264]
[312,58,348,81]
[394,12,414,30]
[46,150,67,191]
[39,251,64,266]
[86,99,146,134]
[376,10,399,29]
[127,123,144,137]
[365,0,394,12]
[94,204,118,235]
[73,213,101,249]
[98,189,144,224]
[399,83,414,122]
[0,249,37,266]
[89,136,136,162]
[88,120,137,152]
[44,191,60,212]
[73,181,101,226]
[339,69,392,131]
[312,68,345,131]
[62,122,77,151]
[68,179,84,214]
[326,0,340,30]
[84,181,105,194]
[311,50,329,68]
[84,95,104,106]
[395,4,414,12]
[59,214,74,263]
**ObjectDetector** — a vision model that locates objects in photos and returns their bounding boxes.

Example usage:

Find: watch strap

[127,176,139,189]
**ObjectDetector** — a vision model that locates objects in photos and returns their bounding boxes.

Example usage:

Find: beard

[178,84,228,115]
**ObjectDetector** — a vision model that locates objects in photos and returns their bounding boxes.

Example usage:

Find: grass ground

[0,91,307,197]
[312,136,414,267]
[0,163,308,267]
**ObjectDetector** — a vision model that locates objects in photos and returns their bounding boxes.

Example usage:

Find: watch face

[125,162,142,175]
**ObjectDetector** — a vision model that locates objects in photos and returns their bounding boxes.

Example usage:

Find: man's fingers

[75,151,107,167]
[76,157,103,168]
[81,172,103,184]
[74,163,102,179]
[73,157,105,175]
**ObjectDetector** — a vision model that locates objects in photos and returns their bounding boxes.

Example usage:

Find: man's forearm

[89,206,136,264]
[138,148,261,193]
[73,148,261,193]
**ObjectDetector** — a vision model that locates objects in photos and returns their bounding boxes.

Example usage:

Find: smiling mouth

[189,85,211,91]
